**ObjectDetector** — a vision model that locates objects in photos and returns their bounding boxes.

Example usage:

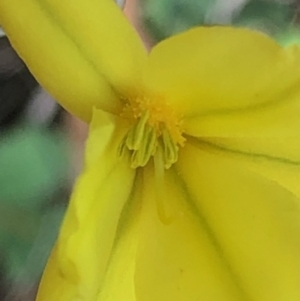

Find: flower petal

[176,142,300,301]
[184,81,300,139]
[187,136,300,191]
[142,26,300,119]
[178,34,300,175]
[40,0,147,94]
[134,166,244,301]
[36,245,78,301]
[0,0,119,122]
[182,76,300,181]
[36,110,136,301]
[95,170,143,301]
[95,220,139,301]
[188,136,300,215]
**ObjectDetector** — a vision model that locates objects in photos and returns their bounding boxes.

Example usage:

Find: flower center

[118,95,185,169]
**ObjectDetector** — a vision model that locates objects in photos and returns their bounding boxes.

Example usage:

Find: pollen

[118,94,185,169]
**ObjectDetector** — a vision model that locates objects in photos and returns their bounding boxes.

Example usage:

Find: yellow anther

[131,124,157,168]
[119,97,184,169]
[125,111,149,150]
[160,128,179,169]
[117,135,128,158]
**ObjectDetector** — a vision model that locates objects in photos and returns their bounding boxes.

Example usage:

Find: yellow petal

[189,136,300,218]
[188,136,300,191]
[36,245,78,300]
[134,165,244,301]
[95,170,143,301]
[37,109,136,301]
[0,0,119,122]
[142,27,300,119]
[184,71,300,141]
[40,0,147,94]
[95,221,139,301]
[176,142,300,301]
[183,84,300,186]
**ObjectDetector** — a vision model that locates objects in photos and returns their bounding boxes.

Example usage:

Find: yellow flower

[1,0,300,300]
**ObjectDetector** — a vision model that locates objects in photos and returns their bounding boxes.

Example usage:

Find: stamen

[118,95,184,169]
[126,111,149,150]
[161,128,179,169]
[131,124,157,168]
